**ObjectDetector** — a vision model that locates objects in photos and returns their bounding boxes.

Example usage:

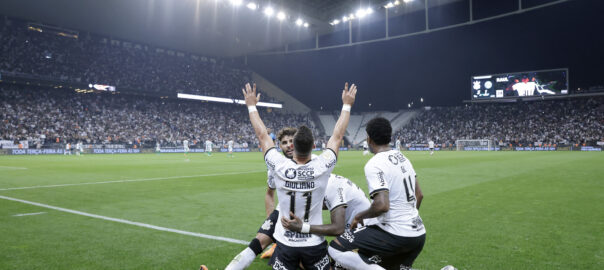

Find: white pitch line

[0,166,28,170]
[13,211,46,217]
[0,170,265,191]
[0,195,248,245]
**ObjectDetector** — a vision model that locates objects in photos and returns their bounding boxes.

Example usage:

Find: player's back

[365,150,425,237]
[325,174,372,228]
[266,148,337,247]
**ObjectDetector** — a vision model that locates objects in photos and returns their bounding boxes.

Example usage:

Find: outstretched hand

[281,211,303,232]
[241,83,260,107]
[342,82,357,106]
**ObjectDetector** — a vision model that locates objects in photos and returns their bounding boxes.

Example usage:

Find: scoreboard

[471,68,568,100]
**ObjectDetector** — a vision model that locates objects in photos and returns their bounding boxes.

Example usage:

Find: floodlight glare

[404,0,413,2]
[384,2,394,8]
[342,16,348,22]
[229,0,243,6]
[246,2,257,10]
[366,7,373,14]
[264,7,274,17]
[356,9,367,18]
[333,19,340,25]
[295,18,303,26]
[303,22,309,27]
[394,0,401,5]
[276,11,286,21]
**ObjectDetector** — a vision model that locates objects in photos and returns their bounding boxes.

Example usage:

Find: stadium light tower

[296,18,303,26]
[303,22,309,28]
[421,97,424,102]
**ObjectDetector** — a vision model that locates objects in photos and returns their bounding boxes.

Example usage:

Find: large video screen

[471,69,568,99]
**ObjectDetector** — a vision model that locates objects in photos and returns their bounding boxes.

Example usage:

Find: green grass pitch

[0,151,602,269]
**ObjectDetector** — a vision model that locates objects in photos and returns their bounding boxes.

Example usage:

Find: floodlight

[246,2,257,10]
[332,19,340,25]
[264,7,274,17]
[276,11,286,21]
[296,18,303,26]
[384,2,394,8]
[229,0,242,6]
[303,22,309,28]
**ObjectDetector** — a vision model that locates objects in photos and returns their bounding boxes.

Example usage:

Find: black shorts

[257,209,279,241]
[331,225,425,270]
[269,240,330,270]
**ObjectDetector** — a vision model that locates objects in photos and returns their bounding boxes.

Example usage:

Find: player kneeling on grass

[328,117,426,270]
[205,127,297,270]
[281,174,377,269]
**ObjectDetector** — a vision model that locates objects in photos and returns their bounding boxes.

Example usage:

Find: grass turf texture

[0,151,602,269]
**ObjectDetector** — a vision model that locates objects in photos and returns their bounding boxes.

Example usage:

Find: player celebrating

[329,117,425,270]
[242,82,355,270]
[183,139,189,158]
[205,139,213,156]
[227,139,234,158]
[428,139,435,155]
[64,142,71,155]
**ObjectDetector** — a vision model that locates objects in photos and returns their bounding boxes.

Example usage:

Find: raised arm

[326,83,357,156]
[242,83,275,156]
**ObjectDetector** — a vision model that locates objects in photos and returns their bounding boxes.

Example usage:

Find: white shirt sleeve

[264,147,287,172]
[267,169,276,189]
[365,163,388,198]
[325,177,347,211]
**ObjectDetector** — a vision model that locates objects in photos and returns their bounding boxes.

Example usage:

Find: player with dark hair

[241,82,356,270]
[209,127,297,270]
[329,117,426,270]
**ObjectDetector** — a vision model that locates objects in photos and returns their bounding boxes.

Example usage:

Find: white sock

[328,246,385,270]
[225,247,256,270]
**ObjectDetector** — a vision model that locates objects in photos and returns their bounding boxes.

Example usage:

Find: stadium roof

[0,0,461,58]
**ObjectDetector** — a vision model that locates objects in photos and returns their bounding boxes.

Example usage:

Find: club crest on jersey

[261,219,273,231]
[285,168,297,179]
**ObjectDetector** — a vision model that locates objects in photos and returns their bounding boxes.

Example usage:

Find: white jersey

[364,150,425,237]
[428,141,434,149]
[66,143,70,150]
[512,81,537,96]
[265,148,337,247]
[395,140,401,150]
[362,141,368,149]
[156,143,161,151]
[228,140,234,151]
[205,140,212,151]
[324,174,375,229]
[183,140,189,149]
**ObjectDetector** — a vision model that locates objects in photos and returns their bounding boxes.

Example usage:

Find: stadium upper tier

[395,98,604,147]
[0,19,278,102]
[0,85,316,148]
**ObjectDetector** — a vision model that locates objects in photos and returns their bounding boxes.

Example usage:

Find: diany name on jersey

[284,181,315,190]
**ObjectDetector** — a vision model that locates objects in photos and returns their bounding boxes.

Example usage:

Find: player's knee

[255,233,273,249]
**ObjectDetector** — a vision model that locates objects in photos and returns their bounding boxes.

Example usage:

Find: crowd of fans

[0,85,314,148]
[0,18,277,102]
[395,98,604,147]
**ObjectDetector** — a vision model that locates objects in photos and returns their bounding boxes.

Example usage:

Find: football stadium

[0,0,603,269]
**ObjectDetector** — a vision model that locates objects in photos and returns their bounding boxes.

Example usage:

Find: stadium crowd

[395,98,604,147]
[0,18,278,102]
[0,85,314,148]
